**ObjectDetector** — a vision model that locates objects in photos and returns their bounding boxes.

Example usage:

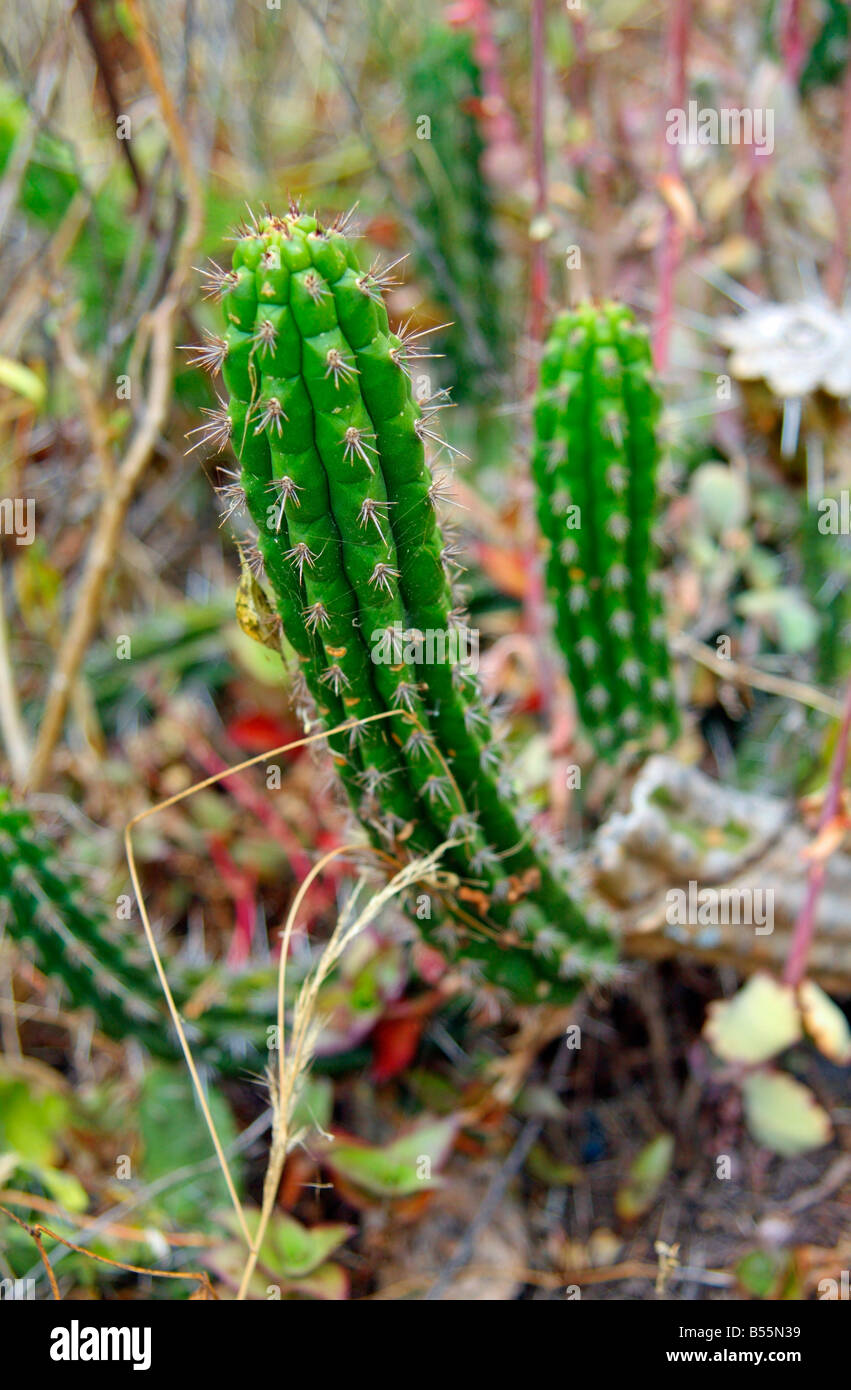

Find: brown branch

[25,0,203,792]
[0,1204,216,1300]
[74,0,147,198]
[671,631,844,720]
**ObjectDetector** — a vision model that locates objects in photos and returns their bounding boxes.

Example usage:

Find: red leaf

[371,1016,425,1083]
[225,711,301,754]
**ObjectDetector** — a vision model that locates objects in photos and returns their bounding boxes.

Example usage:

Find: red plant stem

[652,0,689,372]
[527,0,549,373]
[784,671,851,988]
[522,0,557,718]
[446,0,525,183]
[182,729,315,884]
[780,0,805,85]
[209,835,257,966]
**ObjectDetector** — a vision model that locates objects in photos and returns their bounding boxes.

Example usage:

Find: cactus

[0,791,407,1073]
[531,303,678,758]
[190,204,613,1001]
[0,791,180,1059]
[405,25,503,401]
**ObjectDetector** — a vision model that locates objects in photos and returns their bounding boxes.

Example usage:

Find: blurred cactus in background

[404,24,504,403]
[531,303,678,759]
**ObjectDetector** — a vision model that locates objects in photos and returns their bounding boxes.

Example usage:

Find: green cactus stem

[405,24,503,401]
[0,791,402,1074]
[531,303,679,759]
[189,204,613,1001]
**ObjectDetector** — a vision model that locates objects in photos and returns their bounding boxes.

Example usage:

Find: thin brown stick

[0,1204,216,1299]
[0,563,31,783]
[0,1189,217,1247]
[124,710,402,1254]
[26,0,202,792]
[671,630,844,720]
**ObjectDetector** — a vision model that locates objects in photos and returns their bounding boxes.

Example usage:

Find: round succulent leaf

[741,1070,832,1156]
[704,972,802,1065]
[798,979,851,1064]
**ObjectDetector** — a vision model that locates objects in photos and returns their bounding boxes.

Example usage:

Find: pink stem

[527,0,549,375]
[521,0,557,718]
[784,671,851,987]
[210,835,257,966]
[780,0,805,86]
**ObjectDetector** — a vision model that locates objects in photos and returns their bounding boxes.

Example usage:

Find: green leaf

[735,589,820,654]
[325,1116,458,1197]
[615,1133,674,1222]
[137,1064,242,1224]
[691,462,749,534]
[798,980,851,1064]
[0,355,45,406]
[736,1248,794,1299]
[704,973,802,1065]
[742,1070,832,1156]
[0,1074,70,1167]
[210,1209,352,1298]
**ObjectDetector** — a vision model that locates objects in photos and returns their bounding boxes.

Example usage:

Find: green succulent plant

[189,204,613,1001]
[531,302,679,759]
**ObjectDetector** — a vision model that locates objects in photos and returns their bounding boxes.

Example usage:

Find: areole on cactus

[531,302,679,759]
[187,203,614,1003]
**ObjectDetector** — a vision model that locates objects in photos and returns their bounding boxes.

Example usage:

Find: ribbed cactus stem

[191,206,613,1000]
[531,303,678,758]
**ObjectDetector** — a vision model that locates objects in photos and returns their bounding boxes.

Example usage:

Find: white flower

[717,298,851,399]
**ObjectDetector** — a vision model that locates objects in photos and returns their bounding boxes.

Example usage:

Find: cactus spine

[531,303,678,758]
[193,206,613,1001]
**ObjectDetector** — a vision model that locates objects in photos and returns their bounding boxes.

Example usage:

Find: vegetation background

[0,0,850,1301]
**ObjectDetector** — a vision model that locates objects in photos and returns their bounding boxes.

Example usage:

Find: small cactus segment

[405,25,502,400]
[532,303,678,758]
[195,206,613,1001]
